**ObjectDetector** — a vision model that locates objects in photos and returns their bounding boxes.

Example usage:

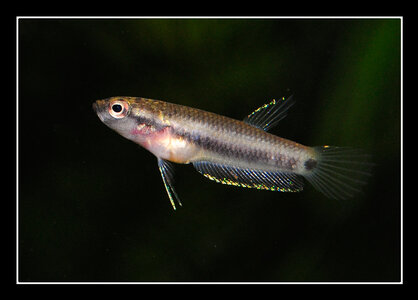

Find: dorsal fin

[243,95,295,131]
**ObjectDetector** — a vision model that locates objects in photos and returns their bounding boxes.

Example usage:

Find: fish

[93,96,372,210]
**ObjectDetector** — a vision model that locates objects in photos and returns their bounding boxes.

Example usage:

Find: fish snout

[93,100,106,113]
[93,100,107,122]
[92,102,98,112]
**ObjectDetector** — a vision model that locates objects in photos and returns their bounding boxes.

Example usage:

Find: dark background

[18,18,401,282]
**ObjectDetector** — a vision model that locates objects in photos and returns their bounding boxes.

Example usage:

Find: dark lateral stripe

[175,127,295,170]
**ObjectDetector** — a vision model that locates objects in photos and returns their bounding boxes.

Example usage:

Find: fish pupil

[112,104,122,113]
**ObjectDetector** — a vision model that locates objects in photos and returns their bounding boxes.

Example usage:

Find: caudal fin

[304,146,373,200]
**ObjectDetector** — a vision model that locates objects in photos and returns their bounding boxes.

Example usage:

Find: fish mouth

[93,101,105,122]
[92,102,98,112]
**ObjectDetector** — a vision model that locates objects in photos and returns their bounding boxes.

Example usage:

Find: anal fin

[193,161,304,192]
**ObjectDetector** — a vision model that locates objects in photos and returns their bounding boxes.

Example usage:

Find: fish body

[93,96,371,209]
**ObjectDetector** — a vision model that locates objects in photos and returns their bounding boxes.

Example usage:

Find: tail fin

[304,146,373,200]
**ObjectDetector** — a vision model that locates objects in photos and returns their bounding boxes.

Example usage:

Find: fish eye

[108,100,129,119]
[112,104,122,113]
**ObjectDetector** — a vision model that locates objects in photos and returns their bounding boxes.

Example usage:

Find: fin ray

[157,158,182,210]
[304,146,373,200]
[193,160,304,192]
[243,95,295,131]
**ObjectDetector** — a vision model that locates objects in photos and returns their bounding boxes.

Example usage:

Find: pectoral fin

[157,158,182,210]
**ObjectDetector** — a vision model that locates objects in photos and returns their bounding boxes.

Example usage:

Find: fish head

[93,96,141,141]
[93,96,170,144]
